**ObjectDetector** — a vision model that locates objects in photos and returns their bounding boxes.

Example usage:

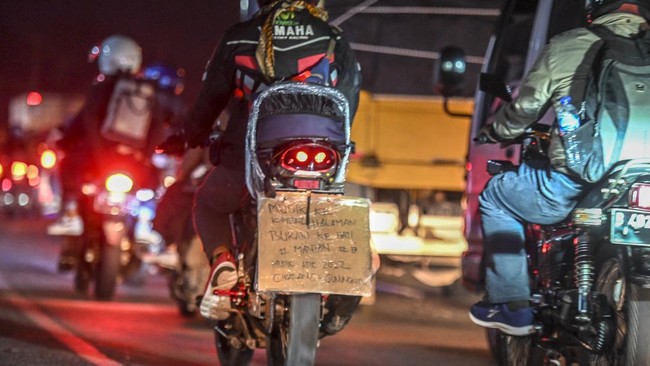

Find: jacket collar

[593,12,647,36]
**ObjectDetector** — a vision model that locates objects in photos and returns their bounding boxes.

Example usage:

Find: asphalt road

[0,215,494,366]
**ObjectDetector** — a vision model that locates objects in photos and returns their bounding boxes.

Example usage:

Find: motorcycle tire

[266,293,320,366]
[589,254,650,366]
[624,283,650,366]
[94,243,121,300]
[486,329,547,366]
[214,320,254,366]
[168,272,197,318]
[74,247,92,294]
[70,237,90,294]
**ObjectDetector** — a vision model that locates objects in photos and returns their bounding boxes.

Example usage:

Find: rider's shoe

[47,215,84,236]
[469,301,534,336]
[199,251,237,320]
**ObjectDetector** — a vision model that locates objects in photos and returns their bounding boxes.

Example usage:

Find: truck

[347,90,473,290]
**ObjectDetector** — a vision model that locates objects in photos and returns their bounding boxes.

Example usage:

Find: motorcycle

[66,149,163,300]
[161,82,375,365]
[477,80,650,365]
[149,151,211,317]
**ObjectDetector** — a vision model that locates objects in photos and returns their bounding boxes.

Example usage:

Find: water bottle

[557,96,580,135]
[557,96,581,166]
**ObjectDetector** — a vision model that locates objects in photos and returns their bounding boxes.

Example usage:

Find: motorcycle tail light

[2,178,11,192]
[294,179,320,189]
[629,183,650,209]
[105,173,134,193]
[0,163,3,177]
[279,143,338,172]
[40,149,57,169]
[11,162,27,181]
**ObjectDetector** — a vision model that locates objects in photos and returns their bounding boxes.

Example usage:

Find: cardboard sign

[257,192,372,296]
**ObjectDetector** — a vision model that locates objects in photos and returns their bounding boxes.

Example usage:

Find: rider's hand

[155,134,187,156]
[474,124,500,144]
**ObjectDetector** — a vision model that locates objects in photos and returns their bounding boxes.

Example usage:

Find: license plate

[610,208,650,246]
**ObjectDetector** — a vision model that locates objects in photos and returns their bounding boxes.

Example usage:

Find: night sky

[1,1,240,130]
[2,0,500,135]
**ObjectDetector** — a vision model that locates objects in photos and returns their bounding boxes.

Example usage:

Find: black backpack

[563,25,650,183]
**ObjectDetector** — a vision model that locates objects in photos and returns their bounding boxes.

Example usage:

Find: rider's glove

[155,133,187,156]
[475,124,501,144]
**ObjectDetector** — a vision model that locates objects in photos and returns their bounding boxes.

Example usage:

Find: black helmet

[586,0,650,20]
[258,0,319,6]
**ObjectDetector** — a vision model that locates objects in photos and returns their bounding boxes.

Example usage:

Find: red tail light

[279,143,338,172]
[630,183,650,210]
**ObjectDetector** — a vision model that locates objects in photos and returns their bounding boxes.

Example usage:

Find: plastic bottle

[557,96,580,135]
[557,96,581,167]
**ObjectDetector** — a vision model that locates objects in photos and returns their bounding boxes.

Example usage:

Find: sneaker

[199,251,237,320]
[47,215,84,236]
[469,302,534,336]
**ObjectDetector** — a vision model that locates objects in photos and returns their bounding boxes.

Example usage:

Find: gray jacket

[492,12,648,175]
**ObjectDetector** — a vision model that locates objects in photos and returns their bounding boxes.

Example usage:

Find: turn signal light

[105,173,134,193]
[629,183,650,210]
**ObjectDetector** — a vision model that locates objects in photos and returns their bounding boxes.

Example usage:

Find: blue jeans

[479,161,583,304]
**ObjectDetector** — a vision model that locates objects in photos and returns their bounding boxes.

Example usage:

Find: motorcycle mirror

[436,46,467,97]
[479,73,512,103]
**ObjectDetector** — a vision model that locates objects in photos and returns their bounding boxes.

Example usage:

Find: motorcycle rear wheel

[623,283,650,365]
[486,329,538,366]
[94,243,120,300]
[588,256,650,366]
[74,239,92,294]
[266,293,320,366]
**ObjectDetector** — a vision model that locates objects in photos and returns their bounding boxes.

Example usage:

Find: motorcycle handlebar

[155,134,187,156]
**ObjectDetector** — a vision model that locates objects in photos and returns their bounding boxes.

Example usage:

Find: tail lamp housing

[629,183,650,210]
[269,140,341,190]
[278,142,339,173]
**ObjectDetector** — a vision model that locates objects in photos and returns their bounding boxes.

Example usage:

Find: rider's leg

[194,165,246,320]
[470,161,583,335]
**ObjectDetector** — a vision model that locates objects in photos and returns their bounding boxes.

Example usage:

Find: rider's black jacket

[183,4,362,169]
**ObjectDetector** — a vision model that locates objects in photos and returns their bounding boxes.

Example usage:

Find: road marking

[0,274,122,366]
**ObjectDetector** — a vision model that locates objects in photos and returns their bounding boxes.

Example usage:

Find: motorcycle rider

[48,35,179,268]
[468,0,650,336]
[180,0,362,327]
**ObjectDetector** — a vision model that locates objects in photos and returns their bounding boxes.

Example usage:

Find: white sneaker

[47,216,84,236]
[142,245,179,270]
[199,252,237,320]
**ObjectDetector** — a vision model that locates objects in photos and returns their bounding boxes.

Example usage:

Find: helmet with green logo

[586,0,650,20]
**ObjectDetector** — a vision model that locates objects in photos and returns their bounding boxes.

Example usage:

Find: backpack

[101,77,156,148]
[563,26,650,183]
